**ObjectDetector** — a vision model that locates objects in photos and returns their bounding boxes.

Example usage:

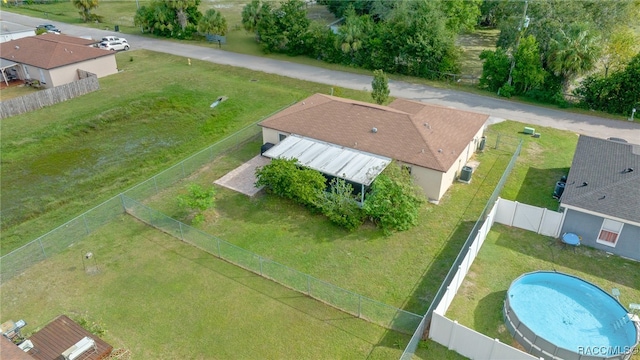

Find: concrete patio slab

[214,155,270,197]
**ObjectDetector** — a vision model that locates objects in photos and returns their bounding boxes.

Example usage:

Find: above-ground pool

[504,271,639,360]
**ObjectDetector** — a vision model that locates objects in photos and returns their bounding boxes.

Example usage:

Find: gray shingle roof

[561,135,640,224]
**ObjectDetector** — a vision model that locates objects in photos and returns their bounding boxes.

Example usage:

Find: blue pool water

[507,271,638,355]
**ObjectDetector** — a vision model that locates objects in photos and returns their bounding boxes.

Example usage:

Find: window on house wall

[39,69,46,84]
[279,134,287,142]
[596,219,624,247]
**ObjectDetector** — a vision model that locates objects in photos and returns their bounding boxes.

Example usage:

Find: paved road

[5,13,640,142]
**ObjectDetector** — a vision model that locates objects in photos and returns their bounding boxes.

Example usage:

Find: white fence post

[447,320,458,349]
[538,208,547,234]
[510,201,518,226]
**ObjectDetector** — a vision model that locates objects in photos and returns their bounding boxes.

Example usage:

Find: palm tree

[242,0,263,35]
[72,0,99,22]
[337,6,369,60]
[198,9,228,37]
[548,23,601,92]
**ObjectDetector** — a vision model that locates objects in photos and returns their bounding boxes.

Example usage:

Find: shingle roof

[27,315,112,360]
[561,135,640,224]
[259,94,488,172]
[38,33,99,46]
[0,35,111,70]
[0,336,34,360]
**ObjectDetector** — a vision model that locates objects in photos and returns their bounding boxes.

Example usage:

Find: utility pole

[506,0,529,87]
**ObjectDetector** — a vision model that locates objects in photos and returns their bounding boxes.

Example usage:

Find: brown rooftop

[259,94,488,172]
[1,336,34,360]
[0,36,112,70]
[27,315,112,360]
[37,33,100,46]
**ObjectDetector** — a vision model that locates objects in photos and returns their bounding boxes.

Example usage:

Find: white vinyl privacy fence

[494,199,563,237]
[401,134,526,360]
[428,198,542,360]
[417,196,565,360]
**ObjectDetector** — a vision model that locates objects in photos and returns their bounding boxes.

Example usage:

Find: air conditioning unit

[62,337,96,360]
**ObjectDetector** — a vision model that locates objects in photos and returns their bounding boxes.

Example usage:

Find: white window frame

[596,218,624,247]
[39,69,46,84]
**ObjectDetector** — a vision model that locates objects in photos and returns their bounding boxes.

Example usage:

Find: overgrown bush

[498,84,514,98]
[177,184,216,225]
[255,158,326,209]
[320,178,364,231]
[363,162,424,234]
[257,159,424,233]
[575,53,640,116]
[478,48,510,93]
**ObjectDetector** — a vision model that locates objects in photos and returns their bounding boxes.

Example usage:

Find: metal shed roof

[263,135,390,186]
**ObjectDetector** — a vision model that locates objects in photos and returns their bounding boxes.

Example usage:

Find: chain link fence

[123,122,264,202]
[0,99,422,335]
[0,196,124,283]
[121,194,423,334]
[0,104,289,284]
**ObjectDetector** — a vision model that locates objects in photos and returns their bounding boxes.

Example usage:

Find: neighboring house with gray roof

[259,93,488,202]
[559,135,640,260]
[0,34,116,89]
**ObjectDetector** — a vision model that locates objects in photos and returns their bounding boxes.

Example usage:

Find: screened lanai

[262,135,391,202]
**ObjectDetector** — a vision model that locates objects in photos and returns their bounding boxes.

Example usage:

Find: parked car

[101,36,128,44]
[99,41,130,51]
[36,24,61,33]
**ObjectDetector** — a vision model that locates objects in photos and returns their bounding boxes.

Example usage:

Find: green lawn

[490,121,579,210]
[445,224,640,360]
[0,8,620,358]
[0,50,372,255]
[137,121,581,316]
[0,214,464,359]
[135,134,515,315]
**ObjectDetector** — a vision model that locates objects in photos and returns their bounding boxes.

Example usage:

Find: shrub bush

[363,162,423,234]
[320,178,365,231]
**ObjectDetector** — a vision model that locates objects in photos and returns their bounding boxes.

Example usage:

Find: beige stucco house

[259,94,488,203]
[0,33,116,89]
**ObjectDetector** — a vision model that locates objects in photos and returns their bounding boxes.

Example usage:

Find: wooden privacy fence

[0,74,100,119]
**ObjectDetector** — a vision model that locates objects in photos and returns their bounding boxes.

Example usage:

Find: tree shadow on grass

[372,220,476,358]
[472,290,511,344]
[514,167,569,209]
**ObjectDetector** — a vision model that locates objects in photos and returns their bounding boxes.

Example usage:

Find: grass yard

[0,50,373,255]
[0,214,463,359]
[491,121,579,210]
[456,28,500,78]
[445,224,640,360]
[138,135,514,315]
[138,120,580,317]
